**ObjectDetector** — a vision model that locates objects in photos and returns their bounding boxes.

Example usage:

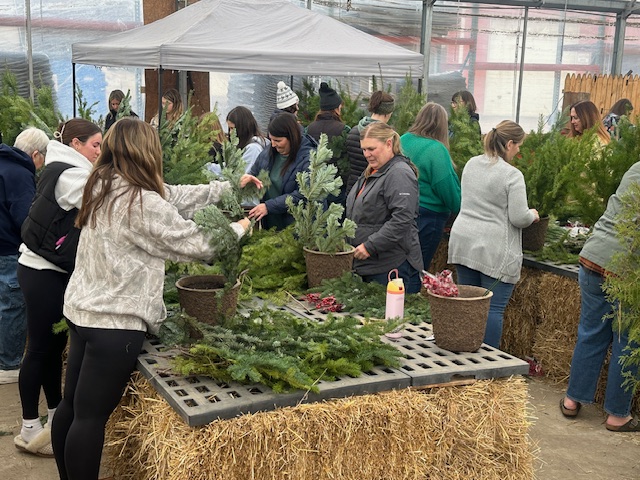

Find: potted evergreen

[174,129,264,324]
[286,134,357,287]
[515,116,587,250]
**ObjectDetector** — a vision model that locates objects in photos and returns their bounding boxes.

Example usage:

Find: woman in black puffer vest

[345,91,395,195]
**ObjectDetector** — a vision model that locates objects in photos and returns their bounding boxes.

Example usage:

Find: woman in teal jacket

[401,103,461,272]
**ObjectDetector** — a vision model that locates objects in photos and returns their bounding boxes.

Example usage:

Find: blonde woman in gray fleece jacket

[448,120,539,348]
[50,118,261,480]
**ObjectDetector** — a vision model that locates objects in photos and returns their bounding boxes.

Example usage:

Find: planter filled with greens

[287,134,357,287]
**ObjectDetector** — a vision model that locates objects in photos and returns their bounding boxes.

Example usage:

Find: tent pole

[515,6,529,124]
[72,63,77,117]
[158,67,164,123]
[418,0,434,96]
[26,0,34,103]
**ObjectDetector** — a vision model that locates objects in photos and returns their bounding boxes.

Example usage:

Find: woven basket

[303,246,355,288]
[426,285,493,352]
[175,274,241,325]
[522,216,550,252]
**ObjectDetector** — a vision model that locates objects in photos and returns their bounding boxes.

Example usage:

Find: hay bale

[530,273,581,383]
[429,237,454,276]
[105,373,535,480]
[528,272,640,412]
[501,267,544,358]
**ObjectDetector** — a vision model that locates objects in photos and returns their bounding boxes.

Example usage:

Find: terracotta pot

[175,274,241,325]
[303,246,355,288]
[426,285,493,352]
[522,216,550,252]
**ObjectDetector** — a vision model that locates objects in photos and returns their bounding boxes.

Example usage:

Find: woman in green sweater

[400,103,461,271]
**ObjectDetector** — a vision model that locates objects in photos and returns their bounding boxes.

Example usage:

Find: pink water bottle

[385,269,405,320]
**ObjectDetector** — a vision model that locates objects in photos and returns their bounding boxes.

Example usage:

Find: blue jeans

[418,208,449,272]
[0,254,26,369]
[454,264,515,348]
[567,266,638,417]
[361,260,422,294]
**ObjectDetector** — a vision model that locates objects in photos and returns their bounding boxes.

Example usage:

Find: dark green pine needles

[159,306,403,393]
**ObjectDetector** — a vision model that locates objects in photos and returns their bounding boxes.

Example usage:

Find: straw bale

[501,268,545,358]
[105,373,535,480]
[529,273,581,383]
[429,238,454,276]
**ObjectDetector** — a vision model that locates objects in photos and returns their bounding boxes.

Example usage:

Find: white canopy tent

[71,0,424,78]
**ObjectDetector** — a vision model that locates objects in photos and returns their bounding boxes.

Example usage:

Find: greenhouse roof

[438,0,639,15]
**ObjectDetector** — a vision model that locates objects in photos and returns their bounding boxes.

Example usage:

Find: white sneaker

[0,369,20,385]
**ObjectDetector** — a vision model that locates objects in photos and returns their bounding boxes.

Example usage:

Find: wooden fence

[563,73,640,120]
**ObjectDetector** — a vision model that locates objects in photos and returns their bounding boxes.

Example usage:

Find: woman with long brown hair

[242,112,316,230]
[401,102,461,271]
[50,118,260,480]
[568,100,610,145]
[15,118,101,458]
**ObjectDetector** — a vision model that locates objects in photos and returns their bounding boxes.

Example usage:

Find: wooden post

[142,0,210,122]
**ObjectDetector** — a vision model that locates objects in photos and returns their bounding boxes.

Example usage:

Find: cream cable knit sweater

[64,178,244,335]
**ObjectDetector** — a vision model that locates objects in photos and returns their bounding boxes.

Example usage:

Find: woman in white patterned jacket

[50,118,262,480]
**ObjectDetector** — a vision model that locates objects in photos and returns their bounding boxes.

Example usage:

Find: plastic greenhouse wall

[1,0,639,133]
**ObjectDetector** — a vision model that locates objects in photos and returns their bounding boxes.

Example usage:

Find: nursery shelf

[523,255,579,280]
[137,302,529,426]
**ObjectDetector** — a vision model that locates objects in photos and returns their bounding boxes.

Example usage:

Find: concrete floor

[1,376,639,479]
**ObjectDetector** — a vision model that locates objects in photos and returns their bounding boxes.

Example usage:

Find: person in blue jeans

[448,121,538,348]
[561,161,640,432]
[0,128,48,383]
[400,103,460,272]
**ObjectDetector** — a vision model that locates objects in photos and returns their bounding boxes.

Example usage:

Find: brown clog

[559,398,581,418]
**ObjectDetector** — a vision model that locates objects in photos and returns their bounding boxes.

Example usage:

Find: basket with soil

[522,216,550,251]
[422,270,492,352]
[176,274,241,325]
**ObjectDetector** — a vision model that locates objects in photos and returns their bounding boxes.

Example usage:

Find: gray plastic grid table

[136,304,529,426]
[523,254,579,280]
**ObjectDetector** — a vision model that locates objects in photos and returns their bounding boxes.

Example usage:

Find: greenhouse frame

[1,0,640,131]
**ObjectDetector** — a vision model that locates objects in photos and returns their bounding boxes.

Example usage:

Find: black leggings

[51,321,145,480]
[17,264,70,419]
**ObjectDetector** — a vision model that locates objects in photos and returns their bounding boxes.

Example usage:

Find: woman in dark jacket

[346,122,423,293]
[306,82,350,206]
[243,113,316,230]
[345,91,395,195]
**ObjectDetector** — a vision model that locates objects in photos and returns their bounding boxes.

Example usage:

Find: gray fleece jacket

[448,154,536,284]
[581,161,640,273]
[346,154,423,276]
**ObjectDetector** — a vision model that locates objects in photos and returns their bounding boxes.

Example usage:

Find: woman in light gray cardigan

[448,120,539,348]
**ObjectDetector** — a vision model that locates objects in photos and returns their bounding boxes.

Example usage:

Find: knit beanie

[375,99,395,115]
[319,82,342,111]
[276,81,299,110]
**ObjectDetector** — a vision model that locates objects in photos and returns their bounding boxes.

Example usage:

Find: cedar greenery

[603,181,640,392]
[0,69,62,144]
[308,272,431,324]
[390,73,425,136]
[286,134,356,253]
[238,226,307,302]
[161,107,219,185]
[448,102,483,176]
[159,306,403,393]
